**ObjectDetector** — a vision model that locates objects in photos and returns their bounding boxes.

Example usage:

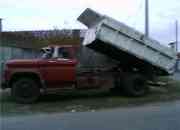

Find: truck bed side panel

[78,8,177,75]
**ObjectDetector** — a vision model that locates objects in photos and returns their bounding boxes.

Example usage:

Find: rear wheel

[122,74,149,96]
[11,78,40,104]
[110,75,123,94]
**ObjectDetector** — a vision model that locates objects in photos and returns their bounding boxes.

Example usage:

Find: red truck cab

[1,45,80,103]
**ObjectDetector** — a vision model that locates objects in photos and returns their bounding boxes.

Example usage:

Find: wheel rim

[16,81,34,99]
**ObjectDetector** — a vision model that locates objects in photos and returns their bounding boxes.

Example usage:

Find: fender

[8,68,46,90]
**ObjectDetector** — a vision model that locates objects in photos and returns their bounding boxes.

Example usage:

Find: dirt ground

[0,76,180,117]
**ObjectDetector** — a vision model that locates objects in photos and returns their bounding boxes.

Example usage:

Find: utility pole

[0,18,2,85]
[0,18,2,41]
[0,18,2,46]
[145,0,149,37]
[175,20,178,52]
[0,18,2,33]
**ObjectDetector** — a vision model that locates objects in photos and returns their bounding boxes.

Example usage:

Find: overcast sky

[0,0,180,50]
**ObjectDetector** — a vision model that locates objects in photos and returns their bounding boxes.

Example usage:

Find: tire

[122,74,149,97]
[11,78,40,104]
[110,76,123,94]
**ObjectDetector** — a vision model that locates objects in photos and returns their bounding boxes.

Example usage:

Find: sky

[0,0,180,50]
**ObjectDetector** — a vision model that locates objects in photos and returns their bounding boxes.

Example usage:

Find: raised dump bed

[78,8,177,75]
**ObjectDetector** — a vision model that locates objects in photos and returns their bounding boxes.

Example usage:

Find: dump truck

[1,9,177,103]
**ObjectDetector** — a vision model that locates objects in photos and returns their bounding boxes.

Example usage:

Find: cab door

[39,47,77,87]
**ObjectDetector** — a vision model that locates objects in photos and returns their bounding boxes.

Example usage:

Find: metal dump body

[78,8,177,75]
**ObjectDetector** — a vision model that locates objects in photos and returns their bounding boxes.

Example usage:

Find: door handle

[48,61,56,63]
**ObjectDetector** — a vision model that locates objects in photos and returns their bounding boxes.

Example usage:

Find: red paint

[6,58,77,86]
[38,59,77,86]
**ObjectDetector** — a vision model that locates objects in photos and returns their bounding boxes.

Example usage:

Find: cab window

[58,47,70,59]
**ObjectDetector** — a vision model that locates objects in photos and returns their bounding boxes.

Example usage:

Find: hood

[6,59,40,67]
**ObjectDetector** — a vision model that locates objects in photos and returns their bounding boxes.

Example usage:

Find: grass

[0,77,180,117]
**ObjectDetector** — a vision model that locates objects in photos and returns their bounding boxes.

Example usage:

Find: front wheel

[122,74,149,97]
[11,78,40,104]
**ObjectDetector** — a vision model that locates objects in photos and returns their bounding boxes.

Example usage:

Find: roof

[1,29,86,49]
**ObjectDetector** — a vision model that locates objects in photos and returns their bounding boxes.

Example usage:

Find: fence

[0,46,40,84]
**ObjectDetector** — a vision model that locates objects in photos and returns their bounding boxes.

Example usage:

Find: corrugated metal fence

[0,46,40,84]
